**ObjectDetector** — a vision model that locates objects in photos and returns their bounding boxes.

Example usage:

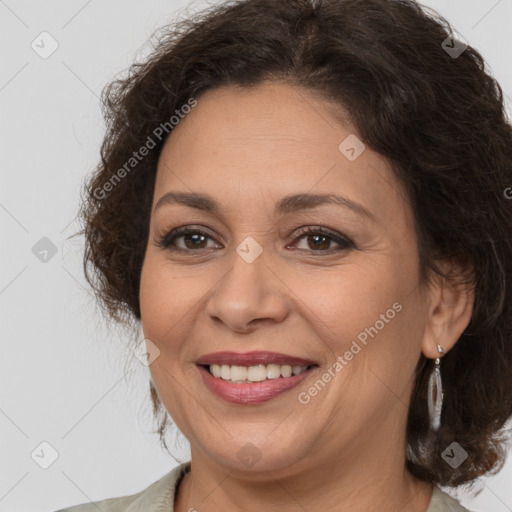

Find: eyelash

[155,225,355,254]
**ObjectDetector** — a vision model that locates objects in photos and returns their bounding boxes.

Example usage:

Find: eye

[156,227,221,251]
[289,226,354,253]
[155,225,354,254]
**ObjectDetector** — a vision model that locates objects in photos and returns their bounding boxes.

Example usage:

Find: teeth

[280,364,292,378]
[220,364,231,380]
[211,364,222,378]
[267,364,281,379]
[230,365,247,381]
[209,363,308,382]
[292,365,305,375]
[247,365,267,381]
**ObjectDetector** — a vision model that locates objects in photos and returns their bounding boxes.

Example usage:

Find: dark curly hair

[76,0,512,490]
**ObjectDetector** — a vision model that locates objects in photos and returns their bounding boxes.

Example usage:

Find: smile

[195,351,320,404]
[207,363,310,382]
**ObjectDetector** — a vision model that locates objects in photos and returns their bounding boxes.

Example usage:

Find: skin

[139,82,474,512]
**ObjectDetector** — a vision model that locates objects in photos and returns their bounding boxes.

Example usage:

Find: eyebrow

[153,191,375,221]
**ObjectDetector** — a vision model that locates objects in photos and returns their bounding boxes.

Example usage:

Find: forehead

[153,82,409,227]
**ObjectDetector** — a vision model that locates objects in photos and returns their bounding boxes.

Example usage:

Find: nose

[205,248,289,334]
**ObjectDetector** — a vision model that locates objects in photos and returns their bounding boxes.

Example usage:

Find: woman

[56,0,512,510]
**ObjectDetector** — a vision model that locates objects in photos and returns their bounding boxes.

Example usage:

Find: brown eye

[156,225,354,254]
[157,228,221,251]
[291,226,354,252]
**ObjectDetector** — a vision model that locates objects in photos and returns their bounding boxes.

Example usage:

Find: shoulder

[427,486,475,512]
[53,462,190,512]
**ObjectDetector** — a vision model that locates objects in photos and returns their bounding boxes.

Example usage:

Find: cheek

[139,263,168,339]
[290,259,420,404]
[280,259,405,345]
[139,255,198,423]
[139,253,207,344]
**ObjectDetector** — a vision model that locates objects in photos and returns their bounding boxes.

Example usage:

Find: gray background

[1,1,511,511]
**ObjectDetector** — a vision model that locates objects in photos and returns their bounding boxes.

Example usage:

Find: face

[139,82,431,475]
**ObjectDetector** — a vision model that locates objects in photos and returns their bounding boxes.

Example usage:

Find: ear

[421,259,475,359]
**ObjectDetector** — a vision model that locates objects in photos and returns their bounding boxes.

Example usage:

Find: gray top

[54,462,473,512]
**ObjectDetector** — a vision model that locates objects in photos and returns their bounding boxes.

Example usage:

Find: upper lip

[196,351,318,367]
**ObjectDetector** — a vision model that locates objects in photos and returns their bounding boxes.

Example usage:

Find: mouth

[195,351,320,404]
[200,362,317,383]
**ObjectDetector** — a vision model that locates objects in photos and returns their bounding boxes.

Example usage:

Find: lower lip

[197,365,317,404]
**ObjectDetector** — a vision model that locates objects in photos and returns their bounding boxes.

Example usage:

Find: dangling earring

[427,344,444,431]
